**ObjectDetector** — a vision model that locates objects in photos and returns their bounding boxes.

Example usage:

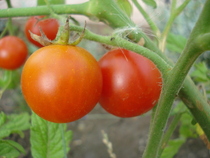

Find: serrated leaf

[166,33,187,54]
[37,0,65,6]
[0,140,25,158]
[143,0,157,8]
[30,113,72,158]
[0,112,30,139]
[161,138,185,158]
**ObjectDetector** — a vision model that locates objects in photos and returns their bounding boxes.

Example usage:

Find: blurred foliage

[166,33,187,54]
[161,102,198,158]
[0,112,30,157]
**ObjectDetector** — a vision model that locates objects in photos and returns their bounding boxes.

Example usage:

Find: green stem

[6,0,12,8]
[0,0,210,156]
[144,41,204,157]
[179,76,210,137]
[70,24,210,145]
[131,0,161,37]
[158,112,183,157]
[143,1,210,157]
[0,26,8,38]
[0,0,132,29]
[158,0,191,52]
[43,0,64,21]
[0,0,164,58]
[0,70,12,99]
[70,25,169,75]
[5,0,14,35]
[7,18,14,35]
[0,3,88,17]
[54,18,70,45]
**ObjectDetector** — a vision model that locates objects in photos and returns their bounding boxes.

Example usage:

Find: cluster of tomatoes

[0,16,162,123]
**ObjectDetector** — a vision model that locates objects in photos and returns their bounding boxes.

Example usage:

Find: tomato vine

[0,0,210,158]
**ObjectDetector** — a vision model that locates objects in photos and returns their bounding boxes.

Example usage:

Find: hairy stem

[131,0,161,37]
[70,24,210,141]
[143,0,210,157]
[158,112,183,157]
[0,0,210,156]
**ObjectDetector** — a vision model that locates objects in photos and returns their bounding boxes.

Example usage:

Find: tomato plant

[1,0,210,158]
[21,45,102,123]
[24,16,59,47]
[99,48,162,117]
[0,36,28,70]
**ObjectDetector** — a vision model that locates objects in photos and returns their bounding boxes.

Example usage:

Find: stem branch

[158,112,183,157]
[131,0,160,37]
[158,0,191,52]
[143,0,210,157]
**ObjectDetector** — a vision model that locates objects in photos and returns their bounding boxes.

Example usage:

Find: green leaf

[161,138,186,158]
[7,70,20,89]
[30,113,72,158]
[170,102,187,116]
[166,33,187,54]
[179,113,197,138]
[115,0,133,17]
[0,140,25,158]
[142,0,157,8]
[162,103,197,158]
[191,62,209,82]
[0,112,30,139]
[0,70,20,90]
[37,0,65,6]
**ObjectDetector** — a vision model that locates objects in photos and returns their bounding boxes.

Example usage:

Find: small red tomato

[0,36,28,70]
[24,16,59,47]
[21,45,102,123]
[99,48,162,117]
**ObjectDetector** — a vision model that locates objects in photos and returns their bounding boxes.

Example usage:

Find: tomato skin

[24,16,59,47]
[99,49,162,117]
[21,45,102,123]
[0,36,28,70]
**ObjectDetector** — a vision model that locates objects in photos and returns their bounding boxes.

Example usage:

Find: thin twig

[101,130,117,158]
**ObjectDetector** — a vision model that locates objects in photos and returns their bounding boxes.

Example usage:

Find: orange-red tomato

[24,16,59,47]
[99,48,162,117]
[0,36,28,70]
[21,45,102,123]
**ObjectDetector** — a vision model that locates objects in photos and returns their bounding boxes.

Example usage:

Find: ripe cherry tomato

[99,48,162,117]
[0,36,28,70]
[24,16,59,47]
[21,45,102,123]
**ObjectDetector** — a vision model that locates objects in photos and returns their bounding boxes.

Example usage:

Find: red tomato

[24,16,59,47]
[0,36,28,70]
[99,48,162,117]
[21,45,102,123]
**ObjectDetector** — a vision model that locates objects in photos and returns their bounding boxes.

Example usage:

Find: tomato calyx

[29,17,86,46]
